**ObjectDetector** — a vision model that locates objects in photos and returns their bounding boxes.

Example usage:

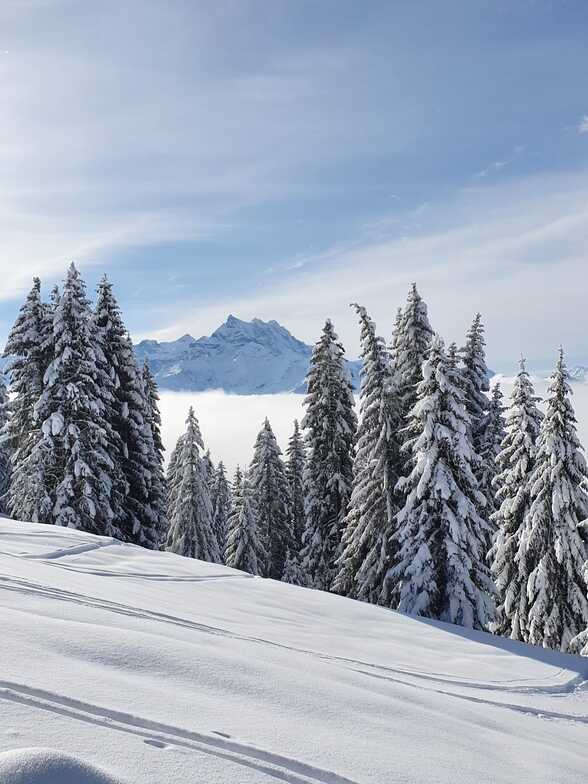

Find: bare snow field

[1,520,587,783]
[159,376,588,472]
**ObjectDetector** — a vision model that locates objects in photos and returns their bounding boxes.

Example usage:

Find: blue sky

[1,0,587,368]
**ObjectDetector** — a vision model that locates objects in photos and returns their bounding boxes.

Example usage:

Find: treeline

[2,268,588,658]
[0,265,166,547]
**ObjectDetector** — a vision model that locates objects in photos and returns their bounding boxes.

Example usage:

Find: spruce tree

[35,264,119,536]
[94,276,159,547]
[388,335,495,630]
[202,450,215,492]
[224,465,244,564]
[282,548,307,586]
[395,284,434,428]
[333,305,401,604]
[388,307,403,364]
[166,407,220,562]
[211,461,231,557]
[230,465,243,513]
[299,319,357,591]
[519,351,588,651]
[478,382,506,541]
[142,360,168,547]
[459,313,490,449]
[142,360,165,456]
[93,276,129,536]
[224,472,266,575]
[0,376,11,514]
[3,278,53,522]
[489,359,543,640]
[249,418,291,579]
[285,420,306,553]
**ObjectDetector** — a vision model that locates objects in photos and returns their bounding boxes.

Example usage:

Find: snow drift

[0,748,122,784]
[1,520,587,783]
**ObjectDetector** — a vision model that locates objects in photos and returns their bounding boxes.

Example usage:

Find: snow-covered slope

[134,316,361,394]
[1,520,587,783]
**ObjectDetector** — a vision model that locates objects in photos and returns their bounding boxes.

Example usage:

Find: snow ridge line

[0,680,358,784]
[0,574,584,698]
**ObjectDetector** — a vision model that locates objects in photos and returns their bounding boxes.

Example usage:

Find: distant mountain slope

[135,315,361,394]
[569,366,588,383]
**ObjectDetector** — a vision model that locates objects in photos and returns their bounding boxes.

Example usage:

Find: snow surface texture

[134,315,361,394]
[0,748,123,784]
[1,520,587,783]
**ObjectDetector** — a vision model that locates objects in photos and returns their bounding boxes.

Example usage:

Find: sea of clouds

[159,376,588,474]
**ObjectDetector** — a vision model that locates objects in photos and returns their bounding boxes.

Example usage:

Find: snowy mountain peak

[569,366,588,383]
[135,316,360,394]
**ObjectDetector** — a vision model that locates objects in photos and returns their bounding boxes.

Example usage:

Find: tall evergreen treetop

[395,284,434,423]
[211,460,231,557]
[249,417,291,579]
[285,419,306,553]
[142,359,168,547]
[478,382,506,521]
[166,407,220,562]
[490,358,543,640]
[3,278,54,522]
[224,471,266,575]
[95,275,159,547]
[300,319,357,590]
[0,376,12,514]
[520,351,588,651]
[389,307,403,364]
[334,304,401,604]
[459,313,490,445]
[37,263,118,536]
[388,335,495,630]
[142,360,165,456]
[231,465,243,507]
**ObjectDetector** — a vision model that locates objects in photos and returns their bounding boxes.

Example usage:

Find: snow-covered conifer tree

[459,314,490,449]
[395,284,434,428]
[389,307,403,363]
[299,320,357,591]
[142,360,168,547]
[3,278,54,522]
[92,276,129,534]
[285,420,306,553]
[0,376,11,513]
[211,461,231,557]
[478,382,506,540]
[388,335,495,629]
[489,359,543,640]
[142,360,165,456]
[202,450,215,491]
[224,472,265,575]
[447,341,460,371]
[94,276,159,547]
[34,264,119,535]
[230,465,243,511]
[519,351,588,650]
[333,304,401,603]
[282,548,307,586]
[166,407,220,562]
[249,418,291,579]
